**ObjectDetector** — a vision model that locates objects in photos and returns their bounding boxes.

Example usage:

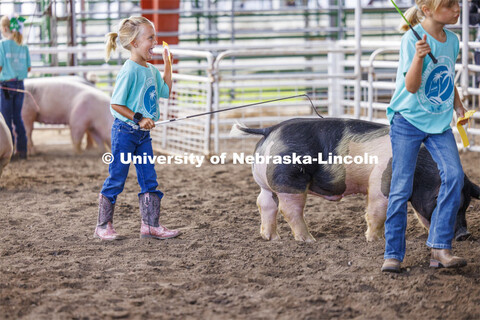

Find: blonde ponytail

[105,32,118,62]
[104,16,154,62]
[400,0,458,32]
[12,30,23,45]
[1,15,24,45]
[400,6,422,32]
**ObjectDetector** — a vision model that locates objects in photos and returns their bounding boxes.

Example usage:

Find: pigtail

[105,16,155,62]
[400,6,422,32]
[2,15,25,45]
[105,32,118,62]
[12,31,23,45]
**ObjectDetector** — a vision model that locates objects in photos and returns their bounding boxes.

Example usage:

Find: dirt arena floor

[1,129,480,319]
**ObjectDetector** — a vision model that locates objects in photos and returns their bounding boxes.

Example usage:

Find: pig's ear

[230,122,249,137]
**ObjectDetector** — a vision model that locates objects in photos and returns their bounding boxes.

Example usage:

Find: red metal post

[141,0,180,65]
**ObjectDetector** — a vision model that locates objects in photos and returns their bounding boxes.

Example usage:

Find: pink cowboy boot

[94,194,119,240]
[139,192,180,240]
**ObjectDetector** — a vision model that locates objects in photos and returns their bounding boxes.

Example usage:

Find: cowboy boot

[381,258,401,273]
[430,249,467,269]
[139,192,180,240]
[94,193,118,240]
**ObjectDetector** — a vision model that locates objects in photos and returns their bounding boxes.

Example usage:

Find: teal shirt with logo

[0,39,31,81]
[110,59,170,124]
[387,24,459,134]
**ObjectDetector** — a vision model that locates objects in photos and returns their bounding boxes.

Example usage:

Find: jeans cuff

[384,255,403,262]
[426,242,452,249]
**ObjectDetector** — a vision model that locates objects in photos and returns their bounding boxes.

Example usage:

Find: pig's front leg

[257,188,280,241]
[364,159,390,242]
[364,191,388,242]
[278,193,315,242]
[22,109,36,155]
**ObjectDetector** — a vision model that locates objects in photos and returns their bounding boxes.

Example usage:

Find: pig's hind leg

[85,130,96,150]
[88,129,107,152]
[278,193,315,242]
[69,113,89,154]
[257,188,280,241]
[70,125,86,154]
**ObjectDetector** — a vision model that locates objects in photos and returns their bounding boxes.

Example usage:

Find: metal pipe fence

[26,40,480,154]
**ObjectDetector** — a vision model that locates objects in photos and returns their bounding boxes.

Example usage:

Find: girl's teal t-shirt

[0,39,31,81]
[387,24,459,134]
[110,59,170,123]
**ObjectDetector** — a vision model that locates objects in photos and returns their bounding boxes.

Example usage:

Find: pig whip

[0,86,40,112]
[155,93,322,125]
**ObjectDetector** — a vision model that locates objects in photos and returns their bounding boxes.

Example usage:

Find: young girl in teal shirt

[382,0,469,273]
[0,14,30,159]
[94,16,180,241]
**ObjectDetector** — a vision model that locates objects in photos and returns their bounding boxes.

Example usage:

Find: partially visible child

[382,0,468,273]
[94,16,180,241]
[0,14,30,159]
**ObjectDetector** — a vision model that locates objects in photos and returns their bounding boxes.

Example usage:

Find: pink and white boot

[94,194,119,241]
[139,192,180,240]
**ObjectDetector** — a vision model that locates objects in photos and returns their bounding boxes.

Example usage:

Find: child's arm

[454,87,467,125]
[111,104,155,129]
[162,47,172,95]
[405,34,431,93]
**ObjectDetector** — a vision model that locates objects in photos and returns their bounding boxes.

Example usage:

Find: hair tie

[8,14,26,34]
[415,4,420,11]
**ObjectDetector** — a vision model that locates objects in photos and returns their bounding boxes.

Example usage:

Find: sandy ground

[1,129,480,319]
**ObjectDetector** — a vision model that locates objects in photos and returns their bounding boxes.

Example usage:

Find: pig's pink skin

[21,77,114,154]
[234,118,478,243]
[236,119,410,243]
[0,113,13,177]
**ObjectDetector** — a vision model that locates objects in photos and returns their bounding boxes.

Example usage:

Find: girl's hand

[456,107,468,126]
[139,117,155,130]
[415,34,431,59]
[162,47,172,65]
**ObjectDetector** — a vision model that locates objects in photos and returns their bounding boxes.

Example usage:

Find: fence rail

[27,40,480,154]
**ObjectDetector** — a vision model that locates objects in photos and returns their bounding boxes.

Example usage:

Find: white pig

[0,113,13,177]
[21,77,113,154]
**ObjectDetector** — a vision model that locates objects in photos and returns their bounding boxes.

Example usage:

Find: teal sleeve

[26,46,31,68]
[0,44,4,67]
[455,37,460,59]
[156,68,170,99]
[111,69,134,108]
[400,33,417,76]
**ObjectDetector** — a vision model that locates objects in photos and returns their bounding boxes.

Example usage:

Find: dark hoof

[455,231,471,241]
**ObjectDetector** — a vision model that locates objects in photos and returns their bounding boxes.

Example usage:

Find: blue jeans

[384,113,464,262]
[101,119,163,204]
[0,80,27,154]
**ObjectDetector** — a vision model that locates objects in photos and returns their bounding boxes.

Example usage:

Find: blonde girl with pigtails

[94,16,179,241]
[382,0,469,273]
[0,14,31,159]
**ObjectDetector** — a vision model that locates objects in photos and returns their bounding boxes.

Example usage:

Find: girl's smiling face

[130,23,157,66]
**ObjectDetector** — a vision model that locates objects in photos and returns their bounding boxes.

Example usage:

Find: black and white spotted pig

[230,118,479,243]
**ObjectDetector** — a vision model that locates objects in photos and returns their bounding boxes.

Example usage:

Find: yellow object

[162,41,172,78]
[162,41,172,64]
[456,110,477,148]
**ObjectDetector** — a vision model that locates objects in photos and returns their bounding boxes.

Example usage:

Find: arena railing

[28,46,214,156]
[28,39,479,154]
